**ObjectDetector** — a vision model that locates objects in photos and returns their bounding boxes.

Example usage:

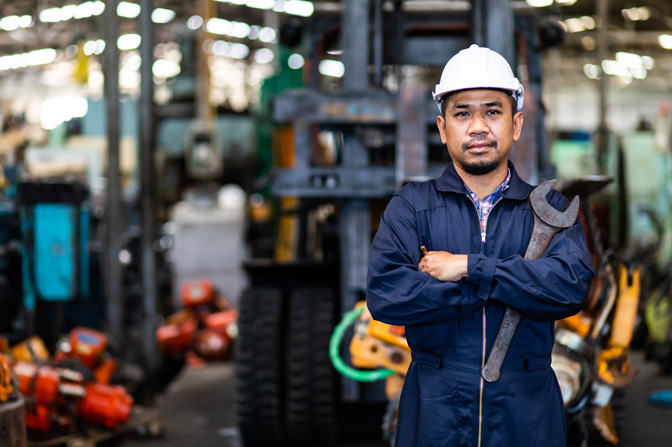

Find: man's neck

[454,163,509,200]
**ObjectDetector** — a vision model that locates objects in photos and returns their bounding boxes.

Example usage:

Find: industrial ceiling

[0,1,670,107]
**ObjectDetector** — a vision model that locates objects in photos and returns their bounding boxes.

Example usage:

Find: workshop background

[1,0,672,446]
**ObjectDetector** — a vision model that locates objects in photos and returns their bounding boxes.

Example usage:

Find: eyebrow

[452,101,504,109]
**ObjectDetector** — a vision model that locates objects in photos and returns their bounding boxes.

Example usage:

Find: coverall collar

[435,161,531,200]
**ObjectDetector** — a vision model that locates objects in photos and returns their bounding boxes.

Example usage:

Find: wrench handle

[481,307,522,382]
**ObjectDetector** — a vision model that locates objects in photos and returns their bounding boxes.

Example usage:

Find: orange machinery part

[26,404,51,432]
[69,327,107,369]
[181,279,215,308]
[156,316,198,354]
[80,383,133,429]
[0,353,12,402]
[203,309,238,337]
[14,361,59,405]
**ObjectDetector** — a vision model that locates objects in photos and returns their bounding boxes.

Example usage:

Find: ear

[512,111,524,142]
[437,115,447,144]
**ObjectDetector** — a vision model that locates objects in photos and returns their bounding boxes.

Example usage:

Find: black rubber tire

[285,287,338,443]
[235,287,285,445]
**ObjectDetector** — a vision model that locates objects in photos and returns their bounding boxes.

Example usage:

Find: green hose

[329,306,395,382]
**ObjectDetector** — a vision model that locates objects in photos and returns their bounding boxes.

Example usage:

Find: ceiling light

[230,22,252,38]
[283,0,314,17]
[1,16,21,31]
[211,41,230,56]
[580,16,595,30]
[118,2,141,19]
[75,2,96,19]
[583,64,600,80]
[65,45,78,59]
[187,15,203,30]
[153,59,181,78]
[118,34,142,51]
[60,4,77,21]
[152,8,175,23]
[39,8,62,23]
[27,49,58,67]
[565,18,585,33]
[615,51,642,68]
[319,59,345,78]
[556,0,577,4]
[254,48,275,64]
[92,1,106,16]
[642,56,654,70]
[602,60,628,77]
[288,53,304,69]
[259,27,277,43]
[228,43,250,59]
[19,15,33,28]
[622,7,650,22]
[206,18,232,35]
[249,26,261,39]
[526,0,553,7]
[246,0,275,9]
[659,35,672,50]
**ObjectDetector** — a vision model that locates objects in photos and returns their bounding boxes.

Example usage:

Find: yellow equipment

[349,303,410,401]
[0,353,12,402]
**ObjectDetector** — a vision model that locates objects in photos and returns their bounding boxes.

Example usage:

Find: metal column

[139,0,159,373]
[596,0,610,172]
[104,0,123,339]
[472,0,515,67]
[340,0,372,402]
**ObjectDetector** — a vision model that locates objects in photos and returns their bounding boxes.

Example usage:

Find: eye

[454,111,469,117]
[486,109,501,115]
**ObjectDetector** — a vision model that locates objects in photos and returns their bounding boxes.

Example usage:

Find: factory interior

[3,0,672,446]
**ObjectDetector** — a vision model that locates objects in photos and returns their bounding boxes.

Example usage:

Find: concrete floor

[121,351,672,447]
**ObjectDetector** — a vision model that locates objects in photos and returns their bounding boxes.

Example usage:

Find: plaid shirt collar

[465,169,511,243]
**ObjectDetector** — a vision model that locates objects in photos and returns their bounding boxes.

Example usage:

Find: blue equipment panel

[34,204,76,301]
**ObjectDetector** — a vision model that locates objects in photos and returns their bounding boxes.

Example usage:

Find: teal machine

[16,180,90,340]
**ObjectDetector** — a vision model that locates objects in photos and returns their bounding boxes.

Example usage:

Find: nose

[468,114,489,136]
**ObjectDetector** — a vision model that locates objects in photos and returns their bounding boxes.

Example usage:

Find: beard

[457,138,502,175]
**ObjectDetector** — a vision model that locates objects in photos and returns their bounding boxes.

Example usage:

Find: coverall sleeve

[465,218,594,320]
[367,194,464,326]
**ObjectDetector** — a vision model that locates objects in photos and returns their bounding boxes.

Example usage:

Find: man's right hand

[418,251,468,282]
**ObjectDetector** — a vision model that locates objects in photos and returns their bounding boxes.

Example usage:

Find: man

[367,45,594,447]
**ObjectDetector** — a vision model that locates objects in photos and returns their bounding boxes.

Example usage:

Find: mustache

[462,137,497,151]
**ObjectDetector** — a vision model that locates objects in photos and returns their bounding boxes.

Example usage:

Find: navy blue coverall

[367,162,594,447]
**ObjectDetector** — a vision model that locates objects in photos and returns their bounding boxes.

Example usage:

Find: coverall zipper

[470,195,504,447]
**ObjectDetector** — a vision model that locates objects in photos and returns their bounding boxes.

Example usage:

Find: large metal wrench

[481,179,579,383]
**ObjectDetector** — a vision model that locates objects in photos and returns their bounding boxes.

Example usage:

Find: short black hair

[439,89,517,118]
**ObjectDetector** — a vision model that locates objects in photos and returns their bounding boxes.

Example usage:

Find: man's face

[436,89,523,176]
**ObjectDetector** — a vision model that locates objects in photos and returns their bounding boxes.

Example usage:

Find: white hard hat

[432,44,524,112]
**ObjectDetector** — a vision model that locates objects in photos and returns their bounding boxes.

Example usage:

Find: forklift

[235,0,562,444]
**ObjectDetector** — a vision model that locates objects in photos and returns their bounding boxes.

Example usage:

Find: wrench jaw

[529,180,580,229]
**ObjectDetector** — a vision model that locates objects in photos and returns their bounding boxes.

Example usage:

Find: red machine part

[69,327,107,369]
[156,314,198,354]
[14,361,59,405]
[181,279,215,308]
[80,383,133,429]
[193,330,230,360]
[13,360,133,432]
[156,282,238,360]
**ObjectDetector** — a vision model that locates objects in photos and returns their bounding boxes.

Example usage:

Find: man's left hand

[418,251,468,282]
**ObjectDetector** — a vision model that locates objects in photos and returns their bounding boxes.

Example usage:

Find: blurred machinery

[0,352,27,446]
[0,177,91,345]
[156,279,238,361]
[8,327,133,434]
[236,1,565,444]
